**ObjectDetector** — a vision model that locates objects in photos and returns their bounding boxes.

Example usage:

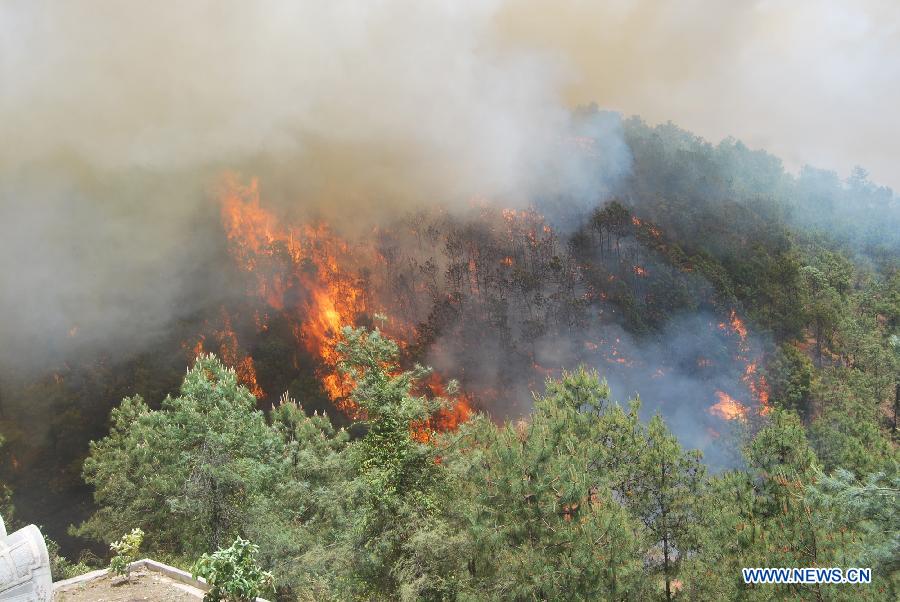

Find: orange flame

[216,174,472,427]
[412,373,474,441]
[743,361,771,415]
[716,309,771,415]
[729,310,748,342]
[185,311,263,399]
[218,175,363,409]
[718,309,748,348]
[631,215,662,238]
[213,310,264,399]
[190,335,205,358]
[708,391,748,421]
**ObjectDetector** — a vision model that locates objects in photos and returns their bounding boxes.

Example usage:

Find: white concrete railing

[0,516,53,602]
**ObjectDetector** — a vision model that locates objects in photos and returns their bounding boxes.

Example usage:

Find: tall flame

[215,310,264,399]
[215,174,472,428]
[713,309,771,419]
[185,309,264,398]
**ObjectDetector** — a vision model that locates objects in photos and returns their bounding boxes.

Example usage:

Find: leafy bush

[46,537,92,581]
[109,528,143,580]
[193,538,274,602]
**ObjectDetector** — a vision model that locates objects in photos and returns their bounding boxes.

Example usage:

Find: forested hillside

[2,115,898,600]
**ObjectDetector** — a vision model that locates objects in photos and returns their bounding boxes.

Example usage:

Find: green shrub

[109,528,144,580]
[193,538,274,602]
[46,537,92,580]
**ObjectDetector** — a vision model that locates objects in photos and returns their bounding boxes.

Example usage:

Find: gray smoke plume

[0,1,632,377]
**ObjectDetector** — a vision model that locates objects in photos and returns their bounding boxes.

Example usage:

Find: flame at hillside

[213,175,472,430]
[219,176,361,407]
[185,175,773,451]
[186,322,263,399]
[708,390,748,421]
[714,309,771,419]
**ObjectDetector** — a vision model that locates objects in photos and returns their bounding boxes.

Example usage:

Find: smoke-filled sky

[4,0,898,189]
[498,0,900,190]
[1,0,898,372]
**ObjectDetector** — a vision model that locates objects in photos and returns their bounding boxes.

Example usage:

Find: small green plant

[193,537,274,602]
[46,536,93,580]
[109,528,144,581]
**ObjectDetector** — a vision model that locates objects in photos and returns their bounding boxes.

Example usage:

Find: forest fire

[708,391,748,421]
[631,215,662,239]
[712,309,771,418]
[6,5,895,594]
[719,309,749,345]
[412,373,475,441]
[188,175,773,438]
[212,175,472,427]
[744,362,771,414]
[212,310,264,399]
[185,309,264,399]
[216,175,364,410]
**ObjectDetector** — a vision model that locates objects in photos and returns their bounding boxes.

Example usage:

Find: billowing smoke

[1,1,625,202]
[428,310,760,470]
[4,0,898,373]
[1,0,895,456]
[498,0,900,190]
[0,1,631,375]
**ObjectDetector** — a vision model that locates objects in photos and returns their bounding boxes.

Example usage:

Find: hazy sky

[498,0,900,190]
[3,0,897,190]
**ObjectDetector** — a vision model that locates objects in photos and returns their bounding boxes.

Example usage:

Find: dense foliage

[70,322,896,600]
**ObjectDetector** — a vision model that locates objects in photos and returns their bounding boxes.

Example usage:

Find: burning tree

[331,325,470,600]
[211,175,475,429]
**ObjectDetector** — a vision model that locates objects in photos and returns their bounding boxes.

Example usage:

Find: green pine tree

[76,354,284,557]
